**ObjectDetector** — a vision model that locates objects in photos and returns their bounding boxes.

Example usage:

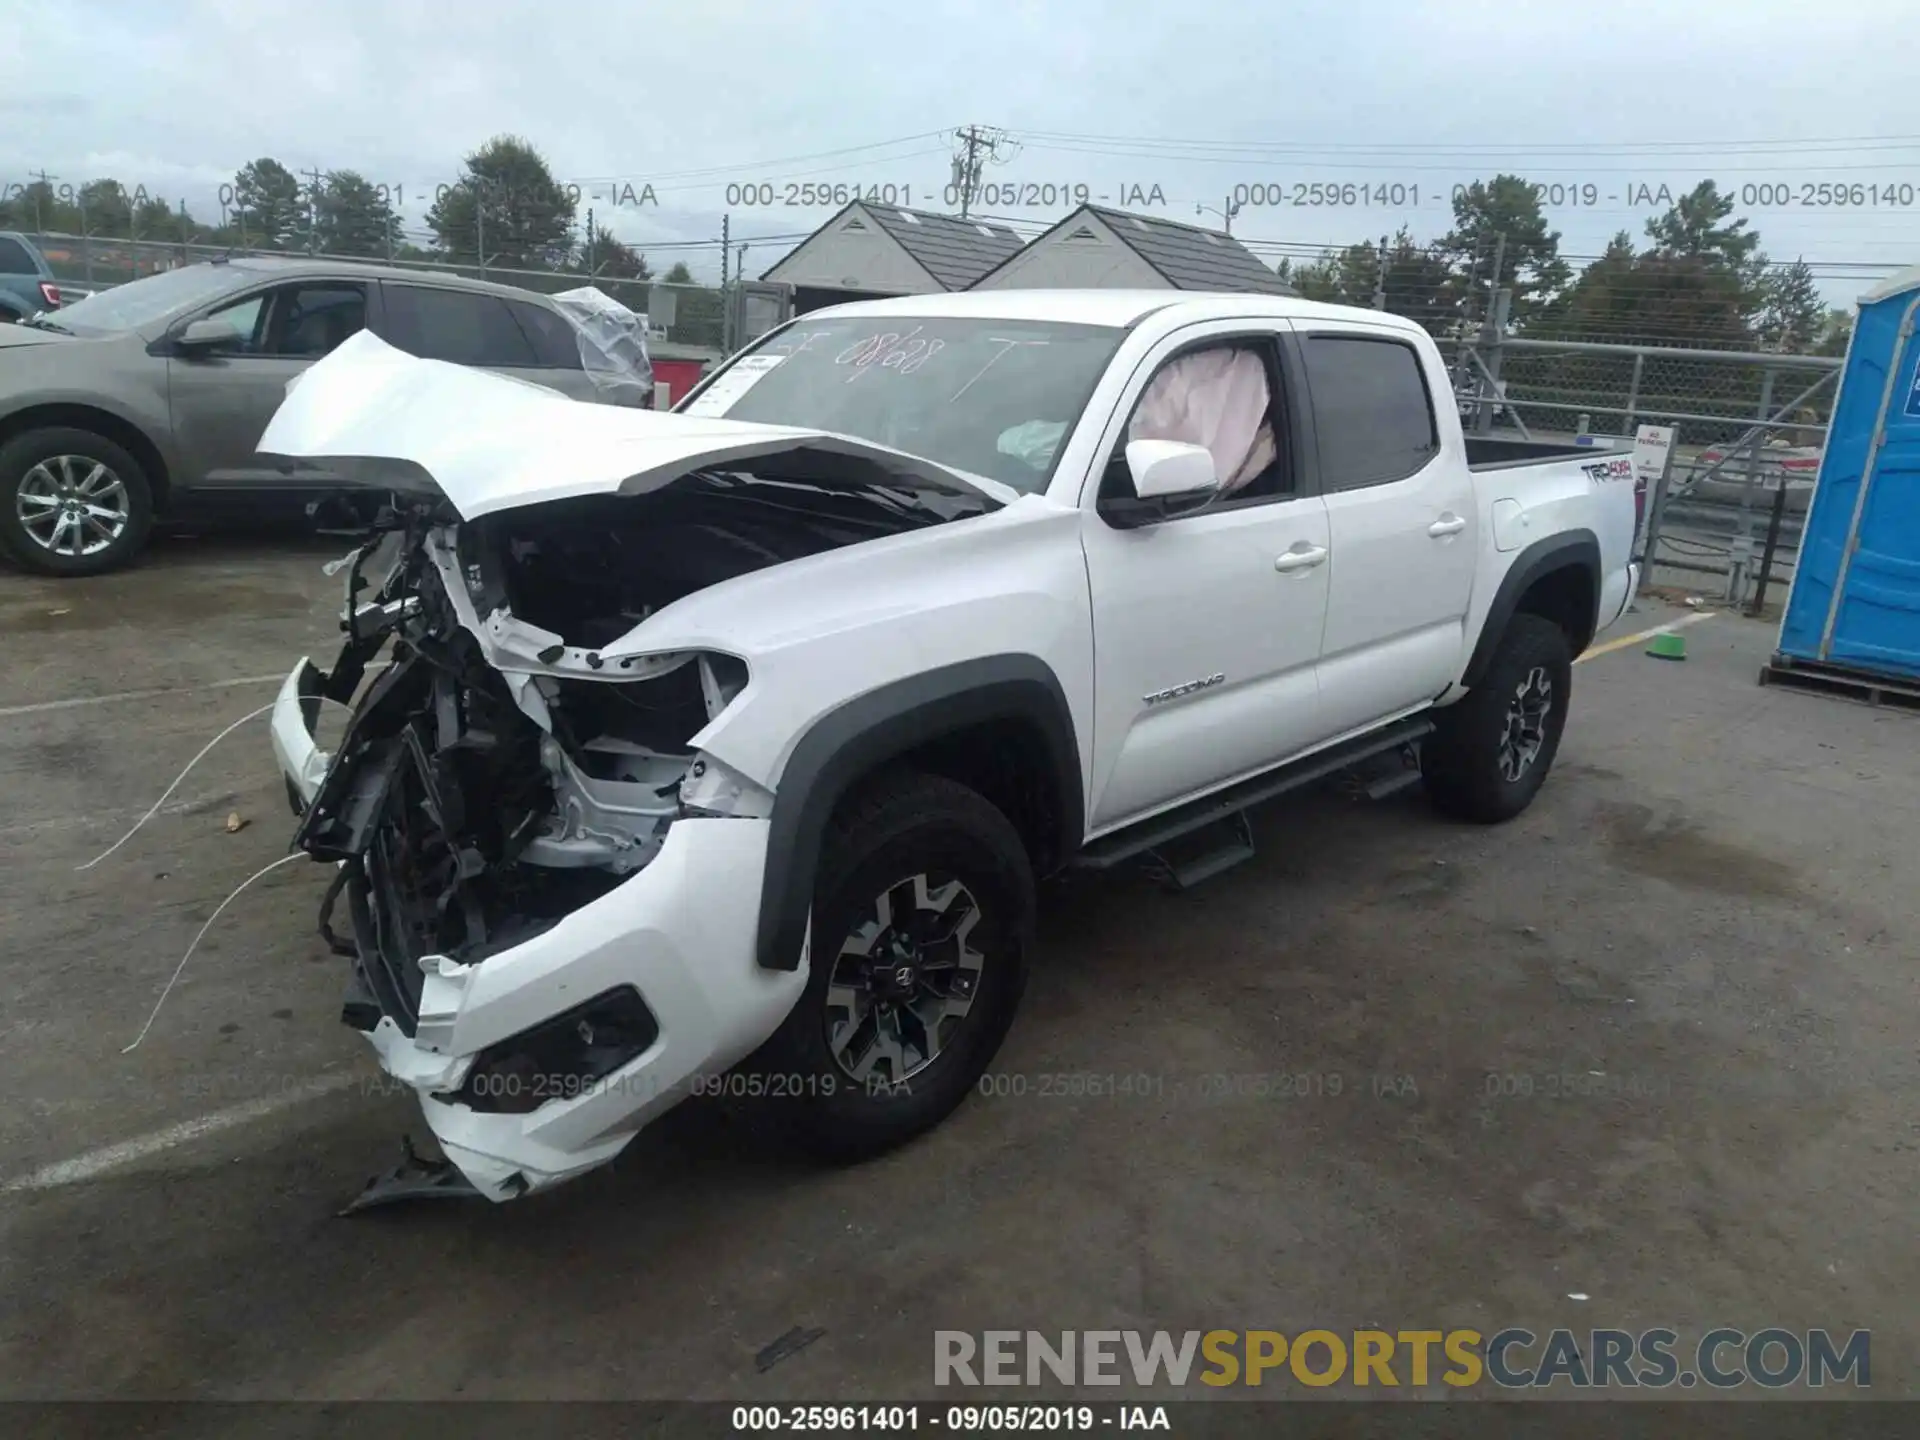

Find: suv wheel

[735,771,1034,1160]
[0,427,154,576]
[1422,613,1572,823]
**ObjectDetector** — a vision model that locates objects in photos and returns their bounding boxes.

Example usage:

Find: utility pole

[1195,195,1240,235]
[1373,233,1388,311]
[302,166,323,254]
[949,125,1017,217]
[585,207,597,274]
[720,212,732,353]
[78,187,93,286]
[476,179,487,279]
[29,169,54,234]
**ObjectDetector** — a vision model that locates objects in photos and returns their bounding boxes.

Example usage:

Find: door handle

[1428,514,1468,537]
[1274,544,1328,573]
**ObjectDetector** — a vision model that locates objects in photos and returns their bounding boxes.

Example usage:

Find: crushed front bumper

[269,659,806,1201]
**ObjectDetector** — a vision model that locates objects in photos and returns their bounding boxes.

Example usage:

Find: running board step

[1158,811,1257,890]
[1073,715,1435,873]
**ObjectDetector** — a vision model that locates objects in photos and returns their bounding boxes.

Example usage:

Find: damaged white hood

[257,329,1011,519]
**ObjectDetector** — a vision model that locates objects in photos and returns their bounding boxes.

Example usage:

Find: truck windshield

[45,265,244,335]
[682,316,1126,493]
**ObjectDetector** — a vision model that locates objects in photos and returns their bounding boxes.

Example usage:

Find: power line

[561,132,956,185]
[1013,127,1920,155]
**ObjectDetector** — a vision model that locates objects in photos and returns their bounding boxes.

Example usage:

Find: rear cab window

[380,284,538,367]
[1300,333,1439,489]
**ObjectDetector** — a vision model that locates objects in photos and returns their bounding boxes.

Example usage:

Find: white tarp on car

[258,330,1010,520]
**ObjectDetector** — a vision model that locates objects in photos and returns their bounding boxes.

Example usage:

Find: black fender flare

[1461,530,1600,689]
[754,654,1084,972]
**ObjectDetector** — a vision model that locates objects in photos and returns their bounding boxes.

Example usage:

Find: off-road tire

[735,770,1034,1161]
[0,426,155,576]
[1423,613,1572,823]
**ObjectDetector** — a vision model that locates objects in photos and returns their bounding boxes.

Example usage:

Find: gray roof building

[759,202,1023,310]
[968,205,1294,295]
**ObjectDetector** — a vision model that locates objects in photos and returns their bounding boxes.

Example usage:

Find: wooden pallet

[1759,654,1920,714]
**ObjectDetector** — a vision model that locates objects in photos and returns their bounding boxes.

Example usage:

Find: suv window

[0,237,38,273]
[507,299,584,369]
[382,284,538,367]
[202,294,270,352]
[196,283,367,357]
[1301,334,1438,489]
[263,283,367,358]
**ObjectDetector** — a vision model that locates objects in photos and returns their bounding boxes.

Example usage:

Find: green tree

[583,233,651,281]
[661,261,694,283]
[1815,307,1853,358]
[76,179,132,236]
[231,158,305,248]
[1644,180,1762,271]
[428,135,575,270]
[1757,258,1826,353]
[2,179,62,232]
[314,170,400,258]
[1285,253,1345,304]
[134,194,190,242]
[1438,174,1570,325]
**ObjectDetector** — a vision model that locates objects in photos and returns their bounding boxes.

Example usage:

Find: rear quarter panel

[1462,449,1638,681]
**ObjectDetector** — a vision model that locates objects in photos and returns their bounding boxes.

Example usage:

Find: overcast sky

[6,0,1915,294]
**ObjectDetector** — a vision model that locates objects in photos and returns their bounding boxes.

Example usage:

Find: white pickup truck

[262,290,1639,1206]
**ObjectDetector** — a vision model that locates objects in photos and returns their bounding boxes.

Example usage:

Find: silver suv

[0,256,631,576]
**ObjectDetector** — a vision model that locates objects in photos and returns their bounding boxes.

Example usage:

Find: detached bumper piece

[340,1134,485,1215]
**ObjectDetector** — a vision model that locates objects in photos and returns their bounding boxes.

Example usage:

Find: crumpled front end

[274,517,810,1200]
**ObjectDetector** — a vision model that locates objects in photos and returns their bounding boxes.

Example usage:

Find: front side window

[262,284,367,358]
[1301,334,1438,489]
[681,315,1126,494]
[202,294,268,352]
[1098,339,1291,509]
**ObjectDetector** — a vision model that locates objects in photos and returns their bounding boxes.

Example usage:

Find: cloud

[6,0,1915,285]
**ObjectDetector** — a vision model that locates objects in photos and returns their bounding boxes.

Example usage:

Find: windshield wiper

[21,315,74,335]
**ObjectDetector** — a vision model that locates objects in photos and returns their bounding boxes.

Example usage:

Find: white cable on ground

[76,690,363,872]
[75,701,279,871]
[121,851,310,1054]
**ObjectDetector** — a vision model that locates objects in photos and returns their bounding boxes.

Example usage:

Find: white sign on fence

[1632,424,1676,494]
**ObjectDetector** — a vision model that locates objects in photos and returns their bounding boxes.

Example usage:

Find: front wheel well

[1513,562,1598,657]
[0,405,172,509]
[853,718,1069,877]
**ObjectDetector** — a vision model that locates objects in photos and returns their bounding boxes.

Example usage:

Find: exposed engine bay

[294,469,981,1034]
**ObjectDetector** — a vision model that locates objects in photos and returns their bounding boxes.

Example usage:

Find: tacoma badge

[1143,672,1226,706]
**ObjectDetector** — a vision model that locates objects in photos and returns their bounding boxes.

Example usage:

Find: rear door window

[1301,334,1439,489]
[0,237,38,273]
[381,284,538,367]
[507,299,584,369]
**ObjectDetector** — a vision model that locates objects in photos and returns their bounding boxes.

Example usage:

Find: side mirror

[176,318,239,353]
[1100,440,1220,528]
[1126,439,1219,500]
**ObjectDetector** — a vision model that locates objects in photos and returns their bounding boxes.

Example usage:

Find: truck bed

[1465,434,1625,471]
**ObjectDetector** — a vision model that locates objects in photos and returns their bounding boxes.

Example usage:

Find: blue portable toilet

[1771,266,1920,691]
